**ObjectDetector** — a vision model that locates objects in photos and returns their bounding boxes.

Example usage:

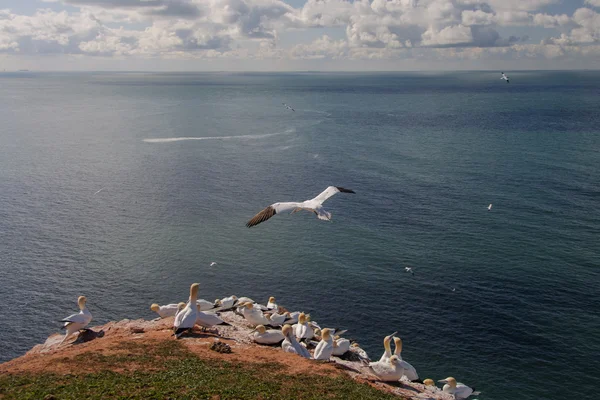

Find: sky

[1,0,599,71]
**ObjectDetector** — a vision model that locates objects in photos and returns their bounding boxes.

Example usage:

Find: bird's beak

[389,331,398,337]
[438,379,448,384]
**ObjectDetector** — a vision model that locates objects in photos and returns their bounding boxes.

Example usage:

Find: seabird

[173,283,200,338]
[393,336,419,381]
[251,325,285,345]
[349,342,371,363]
[94,187,106,195]
[150,303,180,318]
[282,102,295,112]
[197,299,216,311]
[369,355,408,381]
[59,296,92,346]
[215,295,238,309]
[438,377,480,399]
[210,262,218,267]
[281,324,312,358]
[246,186,355,227]
[266,296,278,310]
[488,203,492,210]
[332,336,351,356]
[378,331,398,363]
[501,72,509,83]
[313,328,334,360]
[293,312,314,340]
[241,302,271,327]
[405,267,414,275]
[195,305,230,331]
[265,312,287,327]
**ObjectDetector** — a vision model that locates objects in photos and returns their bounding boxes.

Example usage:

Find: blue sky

[1,0,599,70]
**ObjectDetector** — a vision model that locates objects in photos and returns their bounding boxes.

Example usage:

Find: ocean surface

[1,71,599,399]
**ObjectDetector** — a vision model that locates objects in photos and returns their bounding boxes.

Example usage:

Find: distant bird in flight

[94,187,106,195]
[501,72,509,83]
[246,186,355,228]
[488,204,493,211]
[210,262,218,267]
[405,267,414,275]
[282,102,295,112]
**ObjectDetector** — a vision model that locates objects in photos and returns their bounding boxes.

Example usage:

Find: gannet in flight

[501,72,509,83]
[173,283,200,338]
[246,186,355,227]
[282,102,295,112]
[59,296,92,346]
[251,325,285,345]
[405,267,414,275]
[488,203,492,210]
[281,324,311,358]
[210,262,217,267]
[393,336,419,381]
[438,377,480,399]
[94,187,106,195]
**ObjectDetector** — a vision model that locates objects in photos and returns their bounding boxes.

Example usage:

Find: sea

[0,71,599,400]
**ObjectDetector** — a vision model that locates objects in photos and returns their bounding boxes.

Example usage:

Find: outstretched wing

[311,186,355,204]
[246,205,277,227]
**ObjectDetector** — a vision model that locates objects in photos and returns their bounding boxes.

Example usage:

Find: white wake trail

[143,129,294,143]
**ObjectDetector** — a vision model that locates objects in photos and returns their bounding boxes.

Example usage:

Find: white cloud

[585,0,600,8]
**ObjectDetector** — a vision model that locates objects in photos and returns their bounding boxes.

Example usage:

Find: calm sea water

[0,71,599,400]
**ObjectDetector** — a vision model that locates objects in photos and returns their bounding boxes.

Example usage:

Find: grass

[0,341,400,400]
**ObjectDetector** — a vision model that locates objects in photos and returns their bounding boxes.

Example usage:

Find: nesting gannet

[438,377,480,399]
[284,311,300,324]
[246,186,355,227]
[313,328,334,360]
[281,324,312,358]
[237,296,254,304]
[294,312,314,340]
[378,331,398,362]
[405,267,414,275]
[501,72,509,83]
[267,296,278,310]
[350,342,371,363]
[150,303,181,318]
[196,305,230,331]
[197,299,216,311]
[241,302,271,326]
[59,296,92,346]
[369,355,408,381]
[215,295,238,309]
[488,203,492,210]
[173,283,200,338]
[332,336,351,356]
[393,336,419,381]
[251,325,285,345]
[265,312,287,327]
[210,262,217,267]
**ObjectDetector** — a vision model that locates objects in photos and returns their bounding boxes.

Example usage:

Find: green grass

[0,341,400,400]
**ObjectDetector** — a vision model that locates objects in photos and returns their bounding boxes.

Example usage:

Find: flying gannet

[438,377,480,399]
[501,72,509,83]
[59,296,92,346]
[488,203,492,210]
[405,267,414,275]
[282,102,295,112]
[246,186,355,227]
[173,283,200,338]
[210,262,217,267]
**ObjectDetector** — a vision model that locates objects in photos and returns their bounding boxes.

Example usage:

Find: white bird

[265,312,287,327]
[281,324,312,358]
[59,296,92,346]
[293,312,314,340]
[452,288,456,292]
[349,342,371,363]
[173,302,187,319]
[251,325,285,345]
[285,311,301,324]
[94,187,106,195]
[332,336,351,356]
[266,296,278,310]
[241,302,270,326]
[150,303,181,318]
[210,262,217,267]
[195,305,230,330]
[313,328,334,360]
[369,355,409,382]
[282,102,295,112]
[195,299,215,311]
[378,331,398,363]
[237,296,254,304]
[173,283,200,338]
[405,267,414,275]
[246,186,355,227]
[501,72,509,83]
[438,377,480,399]
[488,203,492,210]
[393,336,419,381]
[215,295,238,309]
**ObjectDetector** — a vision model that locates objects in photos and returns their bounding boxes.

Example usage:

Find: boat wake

[143,128,295,143]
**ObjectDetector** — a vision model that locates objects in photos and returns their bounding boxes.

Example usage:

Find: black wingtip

[336,186,355,194]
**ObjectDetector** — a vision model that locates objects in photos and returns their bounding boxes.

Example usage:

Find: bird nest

[209,341,232,354]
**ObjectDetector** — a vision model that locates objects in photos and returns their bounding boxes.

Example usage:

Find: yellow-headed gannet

[195,305,231,331]
[369,355,408,382]
[216,295,238,309]
[267,296,278,310]
[378,331,398,362]
[281,324,311,358]
[241,302,270,326]
[246,186,355,227]
[251,325,285,345]
[332,336,351,356]
[150,303,180,318]
[197,299,216,311]
[173,283,200,338]
[313,328,334,360]
[393,336,419,381]
[501,72,509,83]
[293,312,314,340]
[438,377,480,399]
[59,296,92,346]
